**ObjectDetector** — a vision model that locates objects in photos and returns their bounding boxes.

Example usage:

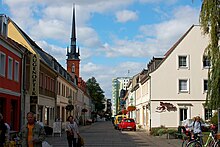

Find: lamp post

[82,103,87,126]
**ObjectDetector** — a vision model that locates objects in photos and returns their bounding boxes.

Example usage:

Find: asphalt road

[46,120,183,147]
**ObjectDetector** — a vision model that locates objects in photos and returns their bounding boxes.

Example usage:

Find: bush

[166,128,177,135]
[150,125,166,136]
[210,112,218,125]
[157,128,167,136]
[150,127,161,136]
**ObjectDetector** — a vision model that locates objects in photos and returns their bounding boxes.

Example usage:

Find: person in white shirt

[186,116,206,144]
[66,116,79,147]
[4,122,10,142]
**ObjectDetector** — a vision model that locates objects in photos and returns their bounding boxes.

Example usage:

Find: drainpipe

[20,50,28,128]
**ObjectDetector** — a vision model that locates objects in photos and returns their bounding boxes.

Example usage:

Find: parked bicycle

[181,126,193,147]
[186,131,217,147]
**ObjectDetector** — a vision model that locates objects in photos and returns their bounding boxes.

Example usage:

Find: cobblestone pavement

[46,120,183,147]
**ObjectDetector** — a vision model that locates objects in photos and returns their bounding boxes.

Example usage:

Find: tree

[86,77,105,112]
[199,0,220,110]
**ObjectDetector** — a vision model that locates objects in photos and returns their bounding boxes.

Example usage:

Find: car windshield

[124,119,134,123]
[118,117,122,123]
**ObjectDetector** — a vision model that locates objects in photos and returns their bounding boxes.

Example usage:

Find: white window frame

[178,55,189,69]
[8,56,13,80]
[178,79,189,93]
[0,52,6,77]
[14,60,19,82]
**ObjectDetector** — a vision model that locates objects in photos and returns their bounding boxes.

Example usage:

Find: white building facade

[134,25,210,131]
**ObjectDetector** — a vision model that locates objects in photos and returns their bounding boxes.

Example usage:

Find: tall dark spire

[67,4,80,60]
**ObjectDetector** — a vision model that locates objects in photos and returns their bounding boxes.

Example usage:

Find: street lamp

[82,105,87,126]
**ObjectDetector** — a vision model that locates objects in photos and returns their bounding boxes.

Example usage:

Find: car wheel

[134,128,136,131]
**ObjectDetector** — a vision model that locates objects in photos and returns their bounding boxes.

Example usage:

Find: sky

[0,0,202,99]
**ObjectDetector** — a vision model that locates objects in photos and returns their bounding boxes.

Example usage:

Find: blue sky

[0,0,202,99]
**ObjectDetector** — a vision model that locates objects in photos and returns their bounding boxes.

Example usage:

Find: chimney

[0,14,8,37]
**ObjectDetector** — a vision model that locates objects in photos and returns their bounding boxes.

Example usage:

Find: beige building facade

[133,25,210,131]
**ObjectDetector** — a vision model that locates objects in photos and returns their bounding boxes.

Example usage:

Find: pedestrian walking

[66,115,79,147]
[0,113,7,146]
[20,112,46,147]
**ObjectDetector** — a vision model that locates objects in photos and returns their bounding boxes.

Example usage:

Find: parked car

[114,114,127,129]
[118,118,136,131]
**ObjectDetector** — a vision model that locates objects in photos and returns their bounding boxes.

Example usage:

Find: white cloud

[115,10,138,23]
[102,39,159,58]
[77,27,101,48]
[151,5,199,52]
[138,0,177,4]
[30,19,68,42]
[36,40,67,63]
[81,61,145,99]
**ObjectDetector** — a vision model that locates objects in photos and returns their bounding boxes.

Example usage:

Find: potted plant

[127,106,136,111]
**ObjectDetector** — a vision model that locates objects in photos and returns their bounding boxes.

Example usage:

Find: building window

[14,61,19,82]
[204,80,208,92]
[180,108,187,121]
[0,52,6,77]
[58,82,60,95]
[178,56,188,68]
[44,75,47,89]
[8,57,13,80]
[39,72,43,87]
[205,108,212,120]
[179,79,188,93]
[203,56,211,68]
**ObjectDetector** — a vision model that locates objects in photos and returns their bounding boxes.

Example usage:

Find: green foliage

[86,77,105,112]
[150,127,161,136]
[210,112,218,125]
[150,125,166,136]
[200,0,220,110]
[166,128,177,135]
[65,104,74,111]
[150,126,178,136]
[157,128,167,136]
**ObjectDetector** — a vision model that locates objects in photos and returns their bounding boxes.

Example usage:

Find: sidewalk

[45,124,92,147]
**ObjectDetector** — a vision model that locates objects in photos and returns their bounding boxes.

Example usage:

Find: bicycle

[186,131,216,147]
[181,126,193,147]
[213,133,220,147]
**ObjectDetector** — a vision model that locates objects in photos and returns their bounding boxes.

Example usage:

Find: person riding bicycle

[185,116,207,144]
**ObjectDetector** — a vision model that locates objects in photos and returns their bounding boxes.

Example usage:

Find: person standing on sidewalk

[20,112,46,147]
[66,115,79,147]
[0,113,7,146]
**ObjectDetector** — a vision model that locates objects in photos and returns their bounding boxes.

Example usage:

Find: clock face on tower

[71,63,75,73]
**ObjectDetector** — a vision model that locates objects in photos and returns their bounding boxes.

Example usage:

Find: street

[46,120,183,147]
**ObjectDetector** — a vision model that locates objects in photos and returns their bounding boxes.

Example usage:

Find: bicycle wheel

[186,140,202,147]
[182,139,189,147]
[214,140,220,147]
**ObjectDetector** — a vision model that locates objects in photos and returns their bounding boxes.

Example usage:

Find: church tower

[66,4,80,78]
